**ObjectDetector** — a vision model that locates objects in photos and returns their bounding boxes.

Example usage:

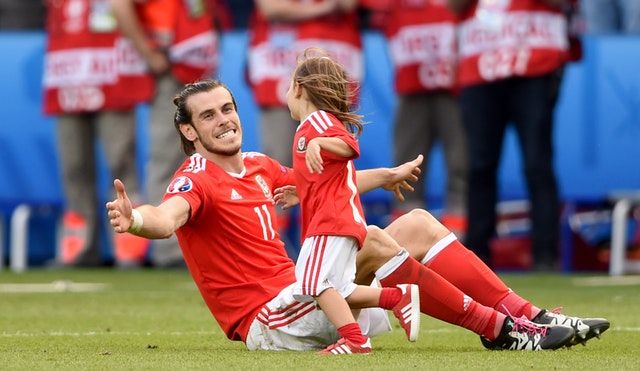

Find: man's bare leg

[383,209,450,262]
[381,209,537,318]
[382,209,610,345]
[354,222,579,350]
[355,210,448,285]
[355,225,505,341]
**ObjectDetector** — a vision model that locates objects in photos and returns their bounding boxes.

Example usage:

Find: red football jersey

[292,110,368,247]
[163,152,297,341]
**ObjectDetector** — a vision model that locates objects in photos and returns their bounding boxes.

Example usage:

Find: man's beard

[200,137,241,157]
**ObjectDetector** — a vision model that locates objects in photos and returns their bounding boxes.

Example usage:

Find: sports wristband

[128,209,143,234]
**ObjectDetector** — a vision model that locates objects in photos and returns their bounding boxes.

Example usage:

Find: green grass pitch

[1,269,639,370]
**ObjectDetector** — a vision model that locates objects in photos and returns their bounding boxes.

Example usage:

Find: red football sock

[378,287,402,310]
[495,291,540,319]
[379,257,501,339]
[463,301,503,341]
[337,323,368,345]
[425,238,538,318]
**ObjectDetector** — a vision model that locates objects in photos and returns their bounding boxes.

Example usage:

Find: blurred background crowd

[0,0,639,272]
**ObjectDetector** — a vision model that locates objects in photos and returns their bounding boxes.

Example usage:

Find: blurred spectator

[218,0,254,28]
[580,0,640,33]
[43,0,153,267]
[377,0,468,236]
[247,0,362,254]
[209,0,234,30]
[0,0,45,29]
[448,0,569,270]
[111,0,218,267]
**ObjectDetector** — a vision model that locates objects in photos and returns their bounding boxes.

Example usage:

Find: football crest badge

[297,136,307,152]
[255,175,272,199]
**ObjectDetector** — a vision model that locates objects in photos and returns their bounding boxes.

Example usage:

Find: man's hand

[106,179,134,233]
[273,185,300,209]
[383,154,424,202]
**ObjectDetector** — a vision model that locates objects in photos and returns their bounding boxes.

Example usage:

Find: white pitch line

[0,281,108,293]
[0,329,460,338]
[0,330,214,337]
[572,276,640,287]
[2,327,637,338]
[613,327,640,332]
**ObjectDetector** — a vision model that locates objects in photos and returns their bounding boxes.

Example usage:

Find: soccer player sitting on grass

[106,79,609,353]
[283,49,420,354]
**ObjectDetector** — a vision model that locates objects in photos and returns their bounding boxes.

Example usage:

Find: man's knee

[384,208,450,261]
[405,208,432,221]
[391,208,448,235]
[362,225,401,261]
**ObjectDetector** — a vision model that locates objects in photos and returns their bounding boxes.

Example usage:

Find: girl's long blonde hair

[292,48,363,136]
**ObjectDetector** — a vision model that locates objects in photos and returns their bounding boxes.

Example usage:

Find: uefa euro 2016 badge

[297,136,307,152]
[255,175,272,199]
[166,176,193,194]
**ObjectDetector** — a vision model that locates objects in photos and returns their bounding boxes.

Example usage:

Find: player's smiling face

[186,87,242,156]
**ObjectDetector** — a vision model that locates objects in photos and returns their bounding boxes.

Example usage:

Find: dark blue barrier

[1,31,639,264]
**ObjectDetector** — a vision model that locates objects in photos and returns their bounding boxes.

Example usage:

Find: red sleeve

[320,123,360,161]
[264,156,296,189]
[162,173,204,219]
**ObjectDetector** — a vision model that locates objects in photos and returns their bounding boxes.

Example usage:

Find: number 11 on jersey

[254,204,276,240]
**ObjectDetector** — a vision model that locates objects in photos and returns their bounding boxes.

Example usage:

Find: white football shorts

[245,282,391,351]
[292,235,358,302]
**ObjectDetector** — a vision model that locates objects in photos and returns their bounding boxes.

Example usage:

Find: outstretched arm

[356,154,423,201]
[274,154,424,207]
[106,179,190,239]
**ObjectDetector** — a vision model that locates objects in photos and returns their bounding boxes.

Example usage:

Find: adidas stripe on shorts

[245,283,391,351]
[293,235,359,302]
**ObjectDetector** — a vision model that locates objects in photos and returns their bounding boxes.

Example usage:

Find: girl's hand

[305,138,324,174]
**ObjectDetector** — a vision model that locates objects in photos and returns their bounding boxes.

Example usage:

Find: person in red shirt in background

[285,50,421,354]
[106,79,606,352]
[447,0,568,271]
[111,0,218,267]
[44,0,153,267]
[248,0,362,252]
[375,0,468,237]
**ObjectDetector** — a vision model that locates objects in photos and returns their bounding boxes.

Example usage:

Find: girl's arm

[310,137,356,157]
[306,137,356,173]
